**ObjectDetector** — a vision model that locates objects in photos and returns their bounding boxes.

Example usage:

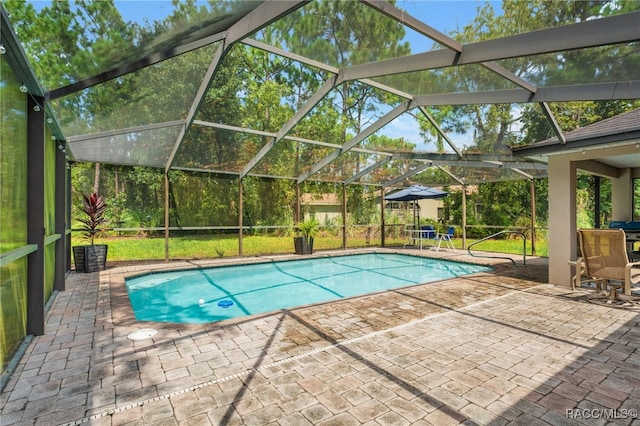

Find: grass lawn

[76,233,548,262]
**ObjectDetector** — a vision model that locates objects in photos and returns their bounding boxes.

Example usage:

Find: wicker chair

[577,228,640,302]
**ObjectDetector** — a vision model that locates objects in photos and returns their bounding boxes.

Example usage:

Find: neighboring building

[301,192,447,224]
[300,193,342,223]
[384,198,445,222]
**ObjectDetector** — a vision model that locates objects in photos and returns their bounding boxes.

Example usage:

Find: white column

[611,168,632,221]
[548,156,577,286]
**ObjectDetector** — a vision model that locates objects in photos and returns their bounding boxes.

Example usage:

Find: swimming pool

[125,253,491,324]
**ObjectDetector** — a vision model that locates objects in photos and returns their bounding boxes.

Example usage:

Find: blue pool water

[125,253,491,324]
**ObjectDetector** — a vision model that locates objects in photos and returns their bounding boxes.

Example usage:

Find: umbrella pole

[414,202,419,229]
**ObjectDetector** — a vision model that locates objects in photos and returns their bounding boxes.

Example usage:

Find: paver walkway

[2,249,640,425]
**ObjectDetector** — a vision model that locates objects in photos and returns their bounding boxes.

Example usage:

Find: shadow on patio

[1,252,639,425]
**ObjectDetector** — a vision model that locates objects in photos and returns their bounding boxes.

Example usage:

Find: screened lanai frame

[26,0,636,188]
[2,0,636,260]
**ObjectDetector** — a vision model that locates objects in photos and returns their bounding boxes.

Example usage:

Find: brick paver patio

[2,248,639,425]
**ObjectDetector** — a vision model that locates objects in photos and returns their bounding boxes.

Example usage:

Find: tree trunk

[114,166,119,195]
[93,163,101,194]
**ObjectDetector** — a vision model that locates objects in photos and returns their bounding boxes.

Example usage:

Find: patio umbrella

[385,185,448,202]
[385,185,449,227]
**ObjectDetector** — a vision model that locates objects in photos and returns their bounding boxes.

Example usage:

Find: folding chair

[436,226,456,251]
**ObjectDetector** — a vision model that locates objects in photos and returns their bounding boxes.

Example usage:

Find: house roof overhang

[512,109,640,170]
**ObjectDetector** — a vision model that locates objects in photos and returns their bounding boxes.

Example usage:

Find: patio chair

[577,228,640,303]
[419,225,438,249]
[435,226,456,251]
[569,257,605,293]
[421,225,436,240]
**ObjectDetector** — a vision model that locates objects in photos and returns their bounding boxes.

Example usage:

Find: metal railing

[467,230,527,265]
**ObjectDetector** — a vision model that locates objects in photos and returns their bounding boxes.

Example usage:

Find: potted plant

[73,193,109,272]
[294,217,320,255]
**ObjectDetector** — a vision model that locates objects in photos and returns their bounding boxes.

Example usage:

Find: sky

[86,0,491,31]
[107,0,494,34]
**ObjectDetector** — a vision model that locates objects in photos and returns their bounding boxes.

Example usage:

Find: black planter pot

[293,236,314,255]
[73,245,108,272]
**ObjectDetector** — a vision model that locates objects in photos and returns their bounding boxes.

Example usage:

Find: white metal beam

[417,106,462,157]
[361,0,463,52]
[512,168,534,180]
[194,120,274,137]
[344,157,392,184]
[459,11,640,64]
[480,62,538,94]
[66,120,186,143]
[48,33,227,100]
[435,164,465,185]
[413,81,640,106]
[540,102,566,144]
[415,89,532,106]
[242,37,413,100]
[297,100,412,183]
[226,1,309,45]
[434,160,546,170]
[242,38,339,74]
[534,81,640,102]
[381,162,432,187]
[342,49,458,82]
[170,2,309,174]
[363,1,541,102]
[165,43,226,172]
[341,12,640,81]
[389,153,546,171]
[240,75,339,178]
[193,119,392,156]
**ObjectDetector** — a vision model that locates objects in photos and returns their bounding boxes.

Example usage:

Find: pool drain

[127,328,157,340]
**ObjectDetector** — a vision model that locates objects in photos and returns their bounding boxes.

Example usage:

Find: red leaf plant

[78,193,108,245]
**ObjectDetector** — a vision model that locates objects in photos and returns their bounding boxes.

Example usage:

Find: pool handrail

[467,230,527,266]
